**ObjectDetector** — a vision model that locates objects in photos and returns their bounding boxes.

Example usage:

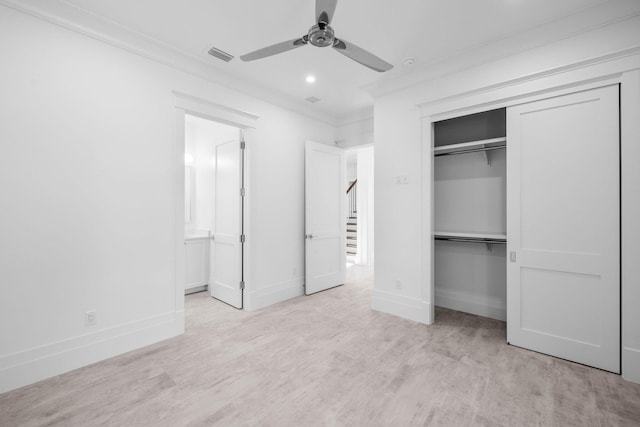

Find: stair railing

[346,179,357,219]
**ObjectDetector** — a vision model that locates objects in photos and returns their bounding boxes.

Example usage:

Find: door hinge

[510,251,517,262]
[240,234,246,243]
[240,187,245,197]
[240,141,246,150]
[240,281,245,290]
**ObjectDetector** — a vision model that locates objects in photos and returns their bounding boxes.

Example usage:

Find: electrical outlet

[292,268,297,277]
[395,280,402,290]
[85,310,97,326]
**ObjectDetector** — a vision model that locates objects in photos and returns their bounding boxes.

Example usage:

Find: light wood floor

[2,266,640,426]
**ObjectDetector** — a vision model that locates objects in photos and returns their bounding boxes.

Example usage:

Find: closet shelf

[434,231,507,245]
[434,137,506,157]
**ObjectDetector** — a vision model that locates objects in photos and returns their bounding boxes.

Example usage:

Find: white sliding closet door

[507,85,620,373]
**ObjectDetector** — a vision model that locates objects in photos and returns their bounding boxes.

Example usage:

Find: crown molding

[417,45,640,115]
[335,108,374,128]
[0,0,340,127]
[365,1,640,99]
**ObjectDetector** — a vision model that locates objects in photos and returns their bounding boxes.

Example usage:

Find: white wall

[621,69,640,384]
[0,5,335,393]
[371,13,640,382]
[372,99,427,322]
[356,147,374,267]
[336,117,374,149]
[185,116,238,235]
[346,151,357,183]
[192,118,215,233]
[244,109,337,310]
[184,118,196,227]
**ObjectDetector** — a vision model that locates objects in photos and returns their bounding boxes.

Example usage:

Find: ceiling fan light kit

[239,0,393,72]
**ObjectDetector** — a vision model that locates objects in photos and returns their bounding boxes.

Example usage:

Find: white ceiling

[15,0,638,123]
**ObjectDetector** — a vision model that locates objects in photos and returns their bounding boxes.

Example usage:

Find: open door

[507,85,620,372]
[210,131,245,308]
[305,140,346,294]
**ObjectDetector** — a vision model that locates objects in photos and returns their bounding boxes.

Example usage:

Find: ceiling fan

[239,0,393,72]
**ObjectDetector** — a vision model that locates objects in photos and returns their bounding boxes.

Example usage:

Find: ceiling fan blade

[240,37,307,61]
[316,0,338,26]
[332,38,393,72]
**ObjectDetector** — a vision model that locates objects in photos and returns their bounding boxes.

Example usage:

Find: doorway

[345,145,374,268]
[303,141,375,298]
[183,114,246,309]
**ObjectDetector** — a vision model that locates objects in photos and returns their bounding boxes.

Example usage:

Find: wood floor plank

[1,265,639,426]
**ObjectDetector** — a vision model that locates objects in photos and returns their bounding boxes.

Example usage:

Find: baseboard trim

[435,288,506,321]
[623,346,640,384]
[371,289,432,325]
[244,278,304,311]
[185,285,207,295]
[0,311,182,394]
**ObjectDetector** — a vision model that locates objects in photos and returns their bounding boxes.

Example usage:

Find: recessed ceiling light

[306,75,316,83]
[402,57,415,66]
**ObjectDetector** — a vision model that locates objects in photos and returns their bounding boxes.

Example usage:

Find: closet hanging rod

[434,144,506,157]
[434,236,507,244]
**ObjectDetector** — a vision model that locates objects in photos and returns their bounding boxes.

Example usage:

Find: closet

[433,108,507,322]
[432,85,621,373]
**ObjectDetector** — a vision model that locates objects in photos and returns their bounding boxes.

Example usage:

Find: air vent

[207,46,234,62]
[305,96,321,103]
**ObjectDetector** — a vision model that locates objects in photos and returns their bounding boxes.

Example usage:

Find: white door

[210,134,244,308]
[507,85,620,372]
[305,140,346,294]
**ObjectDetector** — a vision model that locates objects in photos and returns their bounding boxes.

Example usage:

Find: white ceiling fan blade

[316,0,338,26]
[332,38,393,72]
[240,37,307,61]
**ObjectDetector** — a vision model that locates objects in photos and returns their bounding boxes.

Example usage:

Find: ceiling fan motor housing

[308,24,335,47]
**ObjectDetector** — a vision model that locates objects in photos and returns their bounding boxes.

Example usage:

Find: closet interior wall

[433,109,507,321]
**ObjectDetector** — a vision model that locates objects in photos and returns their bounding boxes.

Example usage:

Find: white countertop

[185,230,211,241]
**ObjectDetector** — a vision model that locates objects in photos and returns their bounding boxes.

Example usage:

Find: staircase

[346,180,357,257]
[347,213,357,256]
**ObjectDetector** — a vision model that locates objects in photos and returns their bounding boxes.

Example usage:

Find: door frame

[420,57,640,382]
[173,91,258,320]
[424,78,624,323]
